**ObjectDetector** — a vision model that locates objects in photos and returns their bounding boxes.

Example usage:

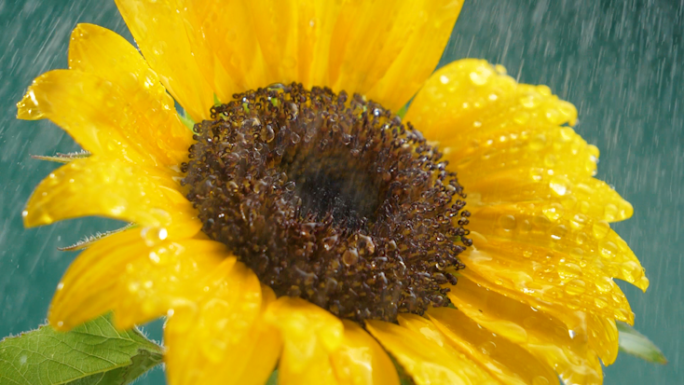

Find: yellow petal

[457,258,622,367]
[49,228,224,330]
[265,297,344,385]
[366,318,497,385]
[129,0,460,112]
[587,315,619,366]
[407,60,635,223]
[467,174,634,224]
[181,0,267,101]
[165,263,279,385]
[362,0,464,111]
[115,0,215,121]
[18,69,178,167]
[331,320,400,385]
[426,307,560,385]
[447,276,604,385]
[68,23,192,165]
[450,124,599,188]
[395,314,503,385]
[406,59,577,144]
[466,203,648,291]
[460,233,635,324]
[243,0,343,90]
[23,156,196,228]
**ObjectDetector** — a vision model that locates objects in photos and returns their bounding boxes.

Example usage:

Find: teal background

[0,0,681,384]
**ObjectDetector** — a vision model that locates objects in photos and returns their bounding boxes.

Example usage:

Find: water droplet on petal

[497,215,517,231]
[592,221,610,239]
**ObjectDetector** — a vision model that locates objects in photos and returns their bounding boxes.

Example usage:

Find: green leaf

[0,314,163,385]
[617,321,668,364]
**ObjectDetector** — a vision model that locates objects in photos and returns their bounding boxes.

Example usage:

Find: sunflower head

[182,83,470,322]
[15,1,649,384]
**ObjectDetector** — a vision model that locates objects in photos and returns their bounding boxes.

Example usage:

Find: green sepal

[0,313,163,385]
[31,151,91,164]
[396,105,408,119]
[617,321,668,364]
[58,224,136,251]
[265,370,278,385]
[178,109,196,133]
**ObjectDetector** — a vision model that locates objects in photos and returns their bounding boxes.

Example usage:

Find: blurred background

[0,0,681,384]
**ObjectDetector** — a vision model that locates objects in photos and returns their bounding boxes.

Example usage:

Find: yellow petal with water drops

[181,0,266,101]
[366,318,495,385]
[115,0,215,121]
[449,123,599,187]
[329,0,428,101]
[24,156,196,228]
[49,227,224,330]
[406,59,577,144]
[363,0,464,111]
[68,23,192,165]
[330,320,400,385]
[467,173,634,224]
[265,297,344,385]
[459,232,635,324]
[587,315,619,366]
[447,276,604,385]
[426,307,560,385]
[18,69,173,167]
[243,0,344,91]
[395,314,502,385]
[466,203,648,291]
[458,250,624,365]
[165,264,279,385]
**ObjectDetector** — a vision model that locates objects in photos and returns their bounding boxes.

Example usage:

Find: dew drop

[520,94,540,108]
[570,213,587,229]
[478,341,496,355]
[558,263,582,280]
[128,281,141,293]
[599,241,618,259]
[603,203,618,221]
[469,67,493,85]
[545,108,560,123]
[529,168,544,181]
[549,176,570,196]
[564,279,586,296]
[497,215,517,231]
[592,221,610,239]
[342,248,359,266]
[141,227,168,247]
[594,277,613,293]
[528,134,547,151]
[260,125,275,142]
[542,203,563,221]
[513,111,530,125]
[594,298,608,309]
[549,224,567,241]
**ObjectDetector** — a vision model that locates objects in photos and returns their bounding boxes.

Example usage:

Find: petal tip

[16,89,44,120]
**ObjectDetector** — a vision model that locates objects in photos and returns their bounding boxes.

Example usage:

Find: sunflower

[17,0,648,384]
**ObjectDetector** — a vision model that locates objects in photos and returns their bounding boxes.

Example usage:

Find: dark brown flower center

[181,83,471,322]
